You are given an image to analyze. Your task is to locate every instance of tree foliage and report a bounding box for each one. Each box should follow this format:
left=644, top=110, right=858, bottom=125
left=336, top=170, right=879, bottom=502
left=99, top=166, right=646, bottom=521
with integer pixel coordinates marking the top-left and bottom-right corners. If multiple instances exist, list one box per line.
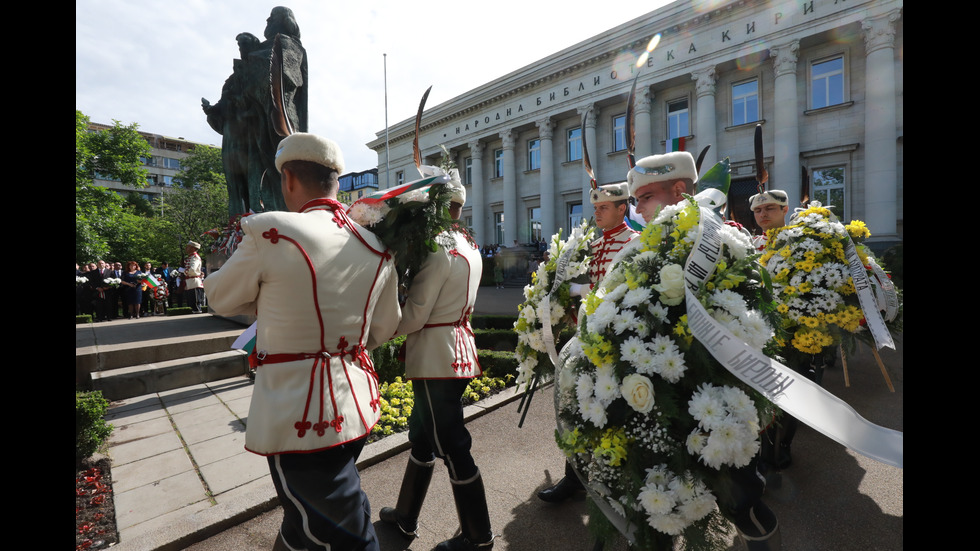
left=76, top=111, right=155, bottom=262
left=158, top=146, right=230, bottom=260
left=173, top=145, right=224, bottom=189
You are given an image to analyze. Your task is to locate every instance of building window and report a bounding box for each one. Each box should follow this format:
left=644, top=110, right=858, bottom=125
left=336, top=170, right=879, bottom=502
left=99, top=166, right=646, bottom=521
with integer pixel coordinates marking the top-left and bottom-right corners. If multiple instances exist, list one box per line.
left=464, top=157, right=472, bottom=186
left=667, top=99, right=689, bottom=141
left=163, top=157, right=182, bottom=170
left=811, top=55, right=845, bottom=109
left=811, top=166, right=845, bottom=219
left=494, top=211, right=505, bottom=245
left=612, top=115, right=626, bottom=152
left=396, top=171, right=404, bottom=186
left=464, top=215, right=473, bottom=233
left=567, top=127, right=582, bottom=162
left=494, top=149, right=504, bottom=178
left=163, top=175, right=175, bottom=186
left=527, top=139, right=541, bottom=171
left=732, top=79, right=759, bottom=126
left=528, top=207, right=542, bottom=242
left=568, top=202, right=583, bottom=232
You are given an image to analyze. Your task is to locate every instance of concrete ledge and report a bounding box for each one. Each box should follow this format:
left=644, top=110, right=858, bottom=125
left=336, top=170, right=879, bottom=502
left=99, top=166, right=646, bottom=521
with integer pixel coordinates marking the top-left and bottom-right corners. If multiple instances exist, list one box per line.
left=92, top=350, right=250, bottom=401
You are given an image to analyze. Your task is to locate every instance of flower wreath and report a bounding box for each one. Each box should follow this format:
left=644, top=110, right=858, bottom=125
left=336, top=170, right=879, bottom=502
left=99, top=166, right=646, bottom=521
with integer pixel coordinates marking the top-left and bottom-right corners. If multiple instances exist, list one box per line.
left=759, top=201, right=901, bottom=357
left=514, top=221, right=596, bottom=389
left=207, top=212, right=254, bottom=256
left=347, top=147, right=462, bottom=289
left=554, top=195, right=781, bottom=549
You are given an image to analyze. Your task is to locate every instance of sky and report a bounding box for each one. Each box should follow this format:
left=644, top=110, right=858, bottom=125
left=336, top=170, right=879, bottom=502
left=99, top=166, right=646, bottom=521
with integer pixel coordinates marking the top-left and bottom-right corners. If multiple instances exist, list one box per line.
left=77, top=0, right=672, bottom=171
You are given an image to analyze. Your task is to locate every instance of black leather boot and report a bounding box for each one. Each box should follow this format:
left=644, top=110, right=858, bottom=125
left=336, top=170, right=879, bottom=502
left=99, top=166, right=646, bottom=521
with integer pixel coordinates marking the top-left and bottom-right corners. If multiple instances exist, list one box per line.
left=537, top=462, right=584, bottom=503
left=379, top=455, right=435, bottom=539
left=434, top=470, right=494, bottom=551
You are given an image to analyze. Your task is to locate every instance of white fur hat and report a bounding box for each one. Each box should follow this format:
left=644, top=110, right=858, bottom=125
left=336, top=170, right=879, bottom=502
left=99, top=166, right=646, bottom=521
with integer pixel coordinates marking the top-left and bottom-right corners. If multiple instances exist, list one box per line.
left=589, top=182, right=630, bottom=204
left=186, top=240, right=201, bottom=249
left=627, top=151, right=698, bottom=197
left=274, top=133, right=345, bottom=174
left=749, top=189, right=788, bottom=210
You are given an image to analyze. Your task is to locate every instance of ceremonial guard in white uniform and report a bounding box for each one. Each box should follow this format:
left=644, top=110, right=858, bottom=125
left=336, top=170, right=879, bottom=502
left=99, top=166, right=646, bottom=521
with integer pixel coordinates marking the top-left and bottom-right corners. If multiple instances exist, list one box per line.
left=379, top=174, right=494, bottom=551
left=628, top=151, right=780, bottom=551
left=205, top=133, right=400, bottom=551
left=749, top=189, right=789, bottom=251
left=538, top=181, right=638, bottom=503
left=183, top=241, right=205, bottom=313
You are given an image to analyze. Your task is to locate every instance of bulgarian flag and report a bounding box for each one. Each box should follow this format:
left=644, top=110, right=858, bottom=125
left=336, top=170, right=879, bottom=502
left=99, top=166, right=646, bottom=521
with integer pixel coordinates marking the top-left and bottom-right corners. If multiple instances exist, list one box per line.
left=666, top=137, right=685, bottom=152
left=143, top=273, right=162, bottom=289
left=232, top=322, right=259, bottom=370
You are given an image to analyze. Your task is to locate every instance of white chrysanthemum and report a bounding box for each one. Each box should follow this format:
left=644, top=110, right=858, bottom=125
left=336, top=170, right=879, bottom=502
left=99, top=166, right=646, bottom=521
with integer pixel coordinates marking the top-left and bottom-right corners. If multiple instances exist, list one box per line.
left=648, top=513, right=687, bottom=536
left=581, top=398, right=608, bottom=427
left=647, top=303, right=669, bottom=323
left=717, top=224, right=753, bottom=259
left=613, top=310, right=637, bottom=335
left=638, top=485, right=676, bottom=516
left=587, top=300, right=618, bottom=334
left=620, top=336, right=647, bottom=364
left=622, top=287, right=653, bottom=309
left=397, top=189, right=430, bottom=204
left=710, top=289, right=748, bottom=317
left=686, top=431, right=707, bottom=455
left=739, top=310, right=773, bottom=349
left=520, top=304, right=537, bottom=325
left=603, top=283, right=629, bottom=304
left=576, top=374, right=594, bottom=404
left=593, top=372, right=621, bottom=405
left=652, top=199, right=691, bottom=225
left=656, top=348, right=687, bottom=383
left=347, top=202, right=390, bottom=226
left=688, top=389, right=725, bottom=429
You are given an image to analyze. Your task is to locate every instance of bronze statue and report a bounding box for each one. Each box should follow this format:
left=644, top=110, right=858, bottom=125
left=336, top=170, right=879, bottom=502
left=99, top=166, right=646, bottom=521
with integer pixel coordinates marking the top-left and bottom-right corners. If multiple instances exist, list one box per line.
left=202, top=6, right=308, bottom=215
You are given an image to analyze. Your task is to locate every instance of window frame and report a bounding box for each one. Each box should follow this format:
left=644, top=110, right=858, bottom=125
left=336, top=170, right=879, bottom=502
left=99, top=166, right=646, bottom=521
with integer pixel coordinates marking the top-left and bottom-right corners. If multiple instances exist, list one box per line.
left=809, top=54, right=847, bottom=110
left=612, top=114, right=626, bottom=152
left=731, top=78, right=760, bottom=127
left=493, top=148, right=504, bottom=178
left=666, top=97, right=689, bottom=141
left=567, top=126, right=582, bottom=162
left=810, top=165, right=847, bottom=220
left=527, top=139, right=541, bottom=171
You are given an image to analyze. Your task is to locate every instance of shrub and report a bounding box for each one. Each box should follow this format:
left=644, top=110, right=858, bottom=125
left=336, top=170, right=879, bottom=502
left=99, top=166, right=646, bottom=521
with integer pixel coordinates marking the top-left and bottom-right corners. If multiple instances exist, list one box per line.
left=471, top=315, right=519, bottom=330
left=166, top=307, right=194, bottom=316
left=473, top=328, right=518, bottom=351
left=76, top=314, right=93, bottom=324
left=371, top=335, right=406, bottom=385
left=76, top=391, right=114, bottom=465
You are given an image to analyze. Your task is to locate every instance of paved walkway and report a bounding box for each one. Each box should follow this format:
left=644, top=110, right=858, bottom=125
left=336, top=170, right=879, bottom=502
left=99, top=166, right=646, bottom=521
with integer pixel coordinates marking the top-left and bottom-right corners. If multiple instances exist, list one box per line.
left=96, top=286, right=903, bottom=550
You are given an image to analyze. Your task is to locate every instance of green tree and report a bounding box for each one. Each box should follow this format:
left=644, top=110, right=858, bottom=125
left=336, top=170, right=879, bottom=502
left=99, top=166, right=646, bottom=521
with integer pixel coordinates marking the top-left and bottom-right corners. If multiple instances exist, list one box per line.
left=173, top=145, right=224, bottom=189
left=159, top=146, right=230, bottom=260
left=76, top=111, right=152, bottom=261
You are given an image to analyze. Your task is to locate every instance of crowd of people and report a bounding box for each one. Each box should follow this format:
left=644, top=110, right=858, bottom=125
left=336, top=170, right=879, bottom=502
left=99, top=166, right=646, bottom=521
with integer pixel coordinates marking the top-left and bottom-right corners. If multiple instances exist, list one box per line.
left=75, top=246, right=208, bottom=320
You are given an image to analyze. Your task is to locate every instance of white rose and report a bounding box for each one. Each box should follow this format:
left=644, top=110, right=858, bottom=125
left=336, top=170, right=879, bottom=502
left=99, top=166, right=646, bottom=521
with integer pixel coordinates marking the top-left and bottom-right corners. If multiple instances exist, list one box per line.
left=653, top=263, right=685, bottom=306
left=621, top=374, right=655, bottom=414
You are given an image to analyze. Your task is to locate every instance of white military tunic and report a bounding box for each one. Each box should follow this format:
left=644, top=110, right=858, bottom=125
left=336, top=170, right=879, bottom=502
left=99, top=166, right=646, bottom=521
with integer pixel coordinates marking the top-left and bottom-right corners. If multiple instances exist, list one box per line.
left=184, top=251, right=204, bottom=290
left=205, top=198, right=401, bottom=455
left=588, top=221, right=639, bottom=287
left=397, top=230, right=483, bottom=379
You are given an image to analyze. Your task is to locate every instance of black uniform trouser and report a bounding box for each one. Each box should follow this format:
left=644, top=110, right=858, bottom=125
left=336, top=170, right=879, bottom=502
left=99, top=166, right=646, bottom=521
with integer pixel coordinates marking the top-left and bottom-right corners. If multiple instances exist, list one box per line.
left=268, top=439, right=378, bottom=551
left=408, top=378, right=478, bottom=482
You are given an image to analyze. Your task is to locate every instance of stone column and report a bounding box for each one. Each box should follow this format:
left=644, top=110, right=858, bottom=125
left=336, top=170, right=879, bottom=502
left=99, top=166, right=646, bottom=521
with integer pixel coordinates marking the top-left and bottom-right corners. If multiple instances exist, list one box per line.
left=501, top=130, right=517, bottom=246
left=578, top=104, right=598, bottom=223
left=634, top=86, right=653, bottom=163
left=770, top=40, right=801, bottom=208
left=536, top=117, right=556, bottom=238
left=862, top=9, right=901, bottom=240
left=468, top=139, right=486, bottom=244
left=692, top=66, right=718, bottom=173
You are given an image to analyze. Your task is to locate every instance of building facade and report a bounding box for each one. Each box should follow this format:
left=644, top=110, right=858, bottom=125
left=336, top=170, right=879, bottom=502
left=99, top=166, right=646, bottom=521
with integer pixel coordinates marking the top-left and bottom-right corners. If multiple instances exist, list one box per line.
left=88, top=122, right=212, bottom=202
left=339, top=168, right=380, bottom=200
left=368, top=0, right=902, bottom=249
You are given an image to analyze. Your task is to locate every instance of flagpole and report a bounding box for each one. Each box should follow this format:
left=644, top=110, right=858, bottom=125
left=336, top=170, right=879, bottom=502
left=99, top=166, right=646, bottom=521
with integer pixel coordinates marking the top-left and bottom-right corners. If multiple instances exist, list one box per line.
left=384, top=53, right=390, bottom=189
